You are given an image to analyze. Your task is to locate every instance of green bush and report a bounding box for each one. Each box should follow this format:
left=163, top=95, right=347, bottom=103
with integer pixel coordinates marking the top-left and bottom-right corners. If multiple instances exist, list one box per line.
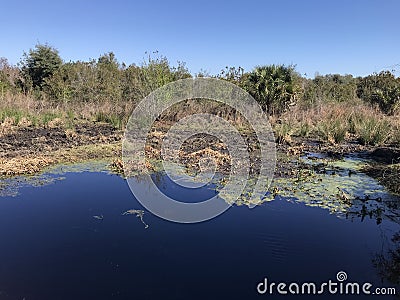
left=274, top=121, right=293, bottom=144
left=95, top=112, right=125, bottom=129
left=317, top=119, right=347, bottom=144
left=356, top=117, right=391, bottom=146
left=356, top=71, right=400, bottom=114
left=301, top=74, right=357, bottom=107
left=244, top=65, right=296, bottom=115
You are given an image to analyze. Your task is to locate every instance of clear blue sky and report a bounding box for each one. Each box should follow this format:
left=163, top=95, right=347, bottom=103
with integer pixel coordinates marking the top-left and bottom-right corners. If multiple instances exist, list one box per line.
left=1, top=0, right=399, bottom=77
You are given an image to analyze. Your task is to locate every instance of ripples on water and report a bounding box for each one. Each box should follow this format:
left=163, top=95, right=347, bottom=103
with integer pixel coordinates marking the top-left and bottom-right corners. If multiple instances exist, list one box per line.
left=0, top=157, right=399, bottom=299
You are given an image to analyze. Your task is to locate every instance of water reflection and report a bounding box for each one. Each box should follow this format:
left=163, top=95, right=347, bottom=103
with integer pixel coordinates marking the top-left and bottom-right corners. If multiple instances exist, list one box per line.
left=0, top=160, right=111, bottom=197
left=373, top=231, right=400, bottom=293
left=141, top=152, right=400, bottom=227
left=268, top=153, right=400, bottom=225
left=0, top=155, right=400, bottom=299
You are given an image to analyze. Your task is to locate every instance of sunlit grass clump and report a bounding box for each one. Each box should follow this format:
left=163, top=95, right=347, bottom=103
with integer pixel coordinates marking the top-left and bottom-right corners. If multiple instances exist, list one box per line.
left=274, top=100, right=398, bottom=146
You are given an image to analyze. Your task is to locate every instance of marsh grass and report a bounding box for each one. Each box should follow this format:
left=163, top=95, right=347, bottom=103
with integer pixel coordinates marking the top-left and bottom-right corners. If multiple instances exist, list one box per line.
left=274, top=121, right=294, bottom=144
left=297, top=120, right=312, bottom=137
left=0, top=88, right=398, bottom=148
left=41, top=112, right=61, bottom=125
left=355, top=117, right=391, bottom=146
left=279, top=100, right=396, bottom=146
left=0, top=142, right=121, bottom=176
left=317, top=119, right=348, bottom=144
left=0, top=108, right=25, bottom=124
left=0, top=90, right=135, bottom=130
left=95, top=112, right=125, bottom=129
left=390, top=118, right=400, bottom=146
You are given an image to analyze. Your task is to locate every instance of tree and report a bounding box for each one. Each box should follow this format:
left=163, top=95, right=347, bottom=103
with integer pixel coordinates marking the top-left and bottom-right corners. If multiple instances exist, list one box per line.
left=217, top=66, right=244, bottom=86
left=301, top=74, right=357, bottom=107
left=96, top=52, right=122, bottom=103
left=244, top=65, right=296, bottom=115
left=20, top=43, right=62, bottom=91
left=356, top=71, right=400, bottom=114
left=0, top=58, right=20, bottom=96
left=122, top=53, right=191, bottom=101
left=44, top=62, right=75, bottom=102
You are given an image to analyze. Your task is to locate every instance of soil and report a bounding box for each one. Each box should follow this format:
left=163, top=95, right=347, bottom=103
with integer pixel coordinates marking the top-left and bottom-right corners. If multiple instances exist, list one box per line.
left=1, top=120, right=399, bottom=195
left=140, top=124, right=374, bottom=174
left=0, top=122, right=121, bottom=159
left=0, top=122, right=122, bottom=176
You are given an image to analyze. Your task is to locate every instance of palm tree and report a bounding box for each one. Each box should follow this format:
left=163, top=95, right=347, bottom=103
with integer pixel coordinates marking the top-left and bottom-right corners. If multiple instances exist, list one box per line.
left=244, top=65, right=295, bottom=115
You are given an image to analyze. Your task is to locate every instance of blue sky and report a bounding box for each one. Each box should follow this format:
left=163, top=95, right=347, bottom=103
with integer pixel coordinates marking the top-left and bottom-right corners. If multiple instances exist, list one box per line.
left=1, top=0, right=399, bottom=77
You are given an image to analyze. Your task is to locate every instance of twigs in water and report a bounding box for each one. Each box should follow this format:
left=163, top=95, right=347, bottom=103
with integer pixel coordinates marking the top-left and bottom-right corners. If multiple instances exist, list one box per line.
left=122, top=209, right=149, bottom=228
left=336, top=187, right=350, bottom=202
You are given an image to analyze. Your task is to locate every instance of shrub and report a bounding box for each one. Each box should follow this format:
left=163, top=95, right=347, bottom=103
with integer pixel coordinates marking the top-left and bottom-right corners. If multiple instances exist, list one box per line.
left=274, top=121, right=294, bottom=144
left=356, top=117, right=391, bottom=146
left=356, top=71, right=400, bottom=114
left=317, top=119, right=348, bottom=144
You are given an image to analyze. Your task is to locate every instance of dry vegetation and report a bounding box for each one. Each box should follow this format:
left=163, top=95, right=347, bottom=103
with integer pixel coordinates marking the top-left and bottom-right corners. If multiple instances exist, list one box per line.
left=1, top=45, right=400, bottom=189
left=272, top=100, right=400, bottom=147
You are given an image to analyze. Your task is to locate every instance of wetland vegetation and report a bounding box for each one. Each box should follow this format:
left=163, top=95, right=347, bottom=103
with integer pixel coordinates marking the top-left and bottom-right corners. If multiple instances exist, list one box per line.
left=1, top=43, right=400, bottom=297
left=1, top=43, right=399, bottom=191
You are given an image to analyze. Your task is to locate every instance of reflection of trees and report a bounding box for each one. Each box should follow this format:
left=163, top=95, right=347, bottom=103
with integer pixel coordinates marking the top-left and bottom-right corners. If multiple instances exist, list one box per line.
left=345, top=197, right=399, bottom=225
left=373, top=232, right=400, bottom=294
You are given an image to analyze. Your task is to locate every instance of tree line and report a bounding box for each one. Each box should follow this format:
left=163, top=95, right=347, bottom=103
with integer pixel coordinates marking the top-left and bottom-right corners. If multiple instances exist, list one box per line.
left=1, top=43, right=399, bottom=116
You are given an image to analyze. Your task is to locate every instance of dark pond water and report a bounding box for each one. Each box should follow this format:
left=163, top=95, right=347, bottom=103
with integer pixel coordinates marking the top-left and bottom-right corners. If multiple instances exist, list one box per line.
left=0, top=158, right=399, bottom=300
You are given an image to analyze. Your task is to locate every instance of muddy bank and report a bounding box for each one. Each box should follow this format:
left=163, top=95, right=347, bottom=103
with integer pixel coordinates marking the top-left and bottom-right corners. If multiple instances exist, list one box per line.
left=358, top=147, right=400, bottom=194
left=1, top=122, right=121, bottom=159
left=140, top=126, right=375, bottom=174
left=0, top=122, right=122, bottom=176
left=363, top=162, right=400, bottom=194
left=1, top=119, right=400, bottom=197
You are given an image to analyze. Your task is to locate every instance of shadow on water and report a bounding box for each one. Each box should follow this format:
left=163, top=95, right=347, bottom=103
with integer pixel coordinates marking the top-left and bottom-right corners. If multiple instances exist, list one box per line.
left=0, top=161, right=112, bottom=197
left=0, top=154, right=399, bottom=299
left=373, top=231, right=400, bottom=296
left=267, top=152, right=400, bottom=296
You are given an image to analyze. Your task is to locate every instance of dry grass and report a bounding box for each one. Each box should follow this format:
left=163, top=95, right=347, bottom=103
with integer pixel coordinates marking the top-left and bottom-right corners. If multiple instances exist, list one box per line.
left=275, top=100, right=398, bottom=146
left=0, top=142, right=121, bottom=176
left=0, top=156, right=55, bottom=176
left=0, top=91, right=135, bottom=130
left=2, top=91, right=399, bottom=147
left=392, top=117, right=400, bottom=146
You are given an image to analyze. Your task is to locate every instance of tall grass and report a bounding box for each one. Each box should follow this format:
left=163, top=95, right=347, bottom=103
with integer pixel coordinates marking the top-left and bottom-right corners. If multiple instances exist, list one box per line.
left=1, top=89, right=398, bottom=148
left=317, top=119, right=348, bottom=144
left=297, top=120, right=312, bottom=137
left=279, top=100, right=395, bottom=146
left=392, top=122, right=400, bottom=146
left=0, top=108, right=25, bottom=124
left=95, top=112, right=125, bottom=129
left=274, top=121, right=294, bottom=144
left=354, top=117, right=391, bottom=146
left=0, top=91, right=134, bottom=130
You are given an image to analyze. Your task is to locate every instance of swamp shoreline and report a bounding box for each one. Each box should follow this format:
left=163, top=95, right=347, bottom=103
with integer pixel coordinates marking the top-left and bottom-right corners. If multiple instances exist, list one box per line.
left=1, top=120, right=399, bottom=195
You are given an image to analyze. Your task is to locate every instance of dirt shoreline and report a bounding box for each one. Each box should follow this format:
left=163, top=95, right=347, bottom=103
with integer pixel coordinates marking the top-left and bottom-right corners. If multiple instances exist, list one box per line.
left=1, top=122, right=399, bottom=194
left=0, top=122, right=122, bottom=176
